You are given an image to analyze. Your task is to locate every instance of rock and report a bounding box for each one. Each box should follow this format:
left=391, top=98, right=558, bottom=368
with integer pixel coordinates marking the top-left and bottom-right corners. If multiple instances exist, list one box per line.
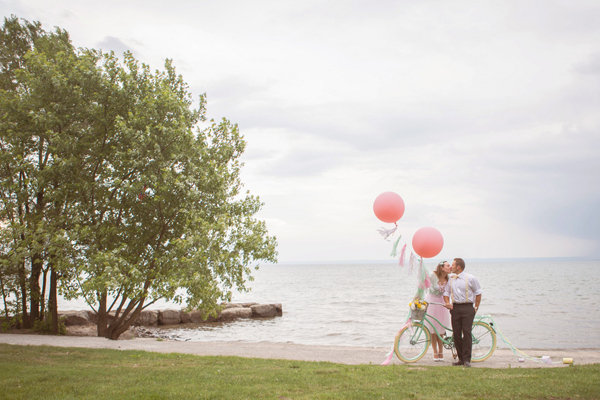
left=158, top=309, right=181, bottom=325
left=219, top=307, right=252, bottom=321
left=189, top=310, right=205, bottom=323
left=180, top=311, right=192, bottom=323
left=59, top=311, right=93, bottom=326
left=250, top=304, right=282, bottom=318
left=222, top=303, right=242, bottom=309
left=189, top=310, right=218, bottom=323
left=65, top=325, right=97, bottom=336
left=134, top=310, right=159, bottom=326
left=58, top=302, right=282, bottom=331
left=118, top=327, right=136, bottom=340
left=86, top=311, right=117, bottom=325
left=85, top=311, right=98, bottom=324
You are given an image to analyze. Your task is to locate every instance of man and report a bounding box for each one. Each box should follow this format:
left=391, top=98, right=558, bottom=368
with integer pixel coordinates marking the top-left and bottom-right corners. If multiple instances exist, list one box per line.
left=443, top=258, right=482, bottom=367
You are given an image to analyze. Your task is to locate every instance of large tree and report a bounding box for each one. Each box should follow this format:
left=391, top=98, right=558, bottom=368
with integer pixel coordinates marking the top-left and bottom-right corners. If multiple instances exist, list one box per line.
left=0, top=16, right=277, bottom=338
left=0, top=16, right=84, bottom=329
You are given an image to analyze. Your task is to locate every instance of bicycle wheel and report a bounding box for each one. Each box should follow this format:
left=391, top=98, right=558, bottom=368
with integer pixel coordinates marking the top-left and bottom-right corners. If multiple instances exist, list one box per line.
left=471, top=321, right=496, bottom=362
left=394, top=322, right=431, bottom=363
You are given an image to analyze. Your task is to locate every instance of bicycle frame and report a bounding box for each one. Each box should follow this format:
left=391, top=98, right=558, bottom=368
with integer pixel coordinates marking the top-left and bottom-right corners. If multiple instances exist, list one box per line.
left=405, top=305, right=497, bottom=355
left=395, top=301, right=498, bottom=363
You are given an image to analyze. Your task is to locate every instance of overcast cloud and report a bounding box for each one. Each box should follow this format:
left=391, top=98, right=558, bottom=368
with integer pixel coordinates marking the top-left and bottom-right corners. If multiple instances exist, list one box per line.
left=2, top=0, right=599, bottom=262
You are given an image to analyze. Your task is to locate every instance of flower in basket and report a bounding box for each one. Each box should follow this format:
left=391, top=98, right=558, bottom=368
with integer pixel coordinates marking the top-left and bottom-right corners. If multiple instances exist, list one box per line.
left=409, top=298, right=428, bottom=310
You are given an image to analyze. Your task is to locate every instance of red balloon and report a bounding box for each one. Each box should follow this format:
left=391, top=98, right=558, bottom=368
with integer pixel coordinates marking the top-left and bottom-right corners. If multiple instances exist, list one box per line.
left=412, top=227, right=444, bottom=258
left=373, top=192, right=405, bottom=223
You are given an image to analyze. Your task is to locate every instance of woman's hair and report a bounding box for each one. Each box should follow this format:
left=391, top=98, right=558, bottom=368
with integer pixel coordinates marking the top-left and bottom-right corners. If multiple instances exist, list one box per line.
left=434, top=261, right=448, bottom=280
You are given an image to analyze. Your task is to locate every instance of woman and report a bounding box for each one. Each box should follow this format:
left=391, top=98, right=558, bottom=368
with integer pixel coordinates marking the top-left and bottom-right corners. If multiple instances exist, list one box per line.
left=425, top=260, right=452, bottom=361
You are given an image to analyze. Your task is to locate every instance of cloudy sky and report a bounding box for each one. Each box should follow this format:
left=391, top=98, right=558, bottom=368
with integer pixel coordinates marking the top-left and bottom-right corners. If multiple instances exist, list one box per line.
left=2, top=1, right=599, bottom=262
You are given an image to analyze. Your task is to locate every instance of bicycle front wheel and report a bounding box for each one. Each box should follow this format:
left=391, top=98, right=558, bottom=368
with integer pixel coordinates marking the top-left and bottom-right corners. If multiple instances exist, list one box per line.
left=471, top=321, right=496, bottom=362
left=394, top=322, right=431, bottom=363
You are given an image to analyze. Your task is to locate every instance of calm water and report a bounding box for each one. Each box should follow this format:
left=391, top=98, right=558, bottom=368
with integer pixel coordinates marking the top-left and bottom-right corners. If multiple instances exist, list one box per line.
left=60, top=259, right=600, bottom=349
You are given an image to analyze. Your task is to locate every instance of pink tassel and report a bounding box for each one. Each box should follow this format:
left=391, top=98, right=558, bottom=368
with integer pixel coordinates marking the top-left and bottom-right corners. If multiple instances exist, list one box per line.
left=424, top=275, right=431, bottom=288
left=381, top=319, right=412, bottom=366
left=380, top=351, right=394, bottom=366
left=399, top=244, right=407, bottom=266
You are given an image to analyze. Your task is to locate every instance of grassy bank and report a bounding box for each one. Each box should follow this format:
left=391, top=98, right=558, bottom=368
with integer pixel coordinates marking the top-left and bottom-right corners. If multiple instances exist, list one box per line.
left=0, top=344, right=598, bottom=399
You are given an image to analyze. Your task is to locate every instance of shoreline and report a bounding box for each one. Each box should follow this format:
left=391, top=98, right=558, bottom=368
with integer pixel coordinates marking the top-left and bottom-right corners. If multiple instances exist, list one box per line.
left=1, top=333, right=598, bottom=368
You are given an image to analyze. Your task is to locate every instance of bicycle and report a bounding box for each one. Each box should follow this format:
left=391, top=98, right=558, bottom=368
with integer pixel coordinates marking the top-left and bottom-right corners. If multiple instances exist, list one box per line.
left=394, top=301, right=497, bottom=363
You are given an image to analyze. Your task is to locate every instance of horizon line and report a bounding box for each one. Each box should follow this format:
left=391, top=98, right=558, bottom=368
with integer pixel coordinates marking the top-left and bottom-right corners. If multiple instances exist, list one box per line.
left=265, top=256, right=600, bottom=265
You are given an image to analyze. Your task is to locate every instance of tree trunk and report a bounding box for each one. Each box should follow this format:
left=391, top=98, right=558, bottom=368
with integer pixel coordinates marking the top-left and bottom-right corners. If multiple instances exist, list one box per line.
left=48, top=267, right=58, bottom=334
left=96, top=291, right=108, bottom=337
left=0, top=275, right=10, bottom=320
left=18, top=261, right=30, bottom=328
left=40, top=268, right=48, bottom=321
left=106, top=298, right=145, bottom=340
left=29, top=253, right=43, bottom=323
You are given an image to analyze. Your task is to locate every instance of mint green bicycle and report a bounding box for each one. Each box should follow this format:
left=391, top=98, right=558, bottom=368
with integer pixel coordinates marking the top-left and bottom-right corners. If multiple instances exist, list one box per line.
left=394, top=301, right=497, bottom=363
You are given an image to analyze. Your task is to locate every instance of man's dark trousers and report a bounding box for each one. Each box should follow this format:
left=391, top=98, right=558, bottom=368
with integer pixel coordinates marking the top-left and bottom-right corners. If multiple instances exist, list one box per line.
left=450, top=303, right=476, bottom=363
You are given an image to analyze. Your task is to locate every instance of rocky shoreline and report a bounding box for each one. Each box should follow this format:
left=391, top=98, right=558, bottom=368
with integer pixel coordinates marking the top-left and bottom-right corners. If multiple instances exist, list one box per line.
left=58, top=302, right=282, bottom=337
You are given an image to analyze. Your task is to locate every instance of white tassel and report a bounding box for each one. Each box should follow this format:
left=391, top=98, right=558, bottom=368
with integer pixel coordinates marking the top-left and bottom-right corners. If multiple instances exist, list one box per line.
left=377, top=224, right=397, bottom=240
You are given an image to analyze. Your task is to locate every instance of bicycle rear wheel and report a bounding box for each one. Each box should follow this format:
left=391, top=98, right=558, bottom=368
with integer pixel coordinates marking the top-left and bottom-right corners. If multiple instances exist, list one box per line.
left=394, top=322, right=431, bottom=363
left=471, top=321, right=496, bottom=362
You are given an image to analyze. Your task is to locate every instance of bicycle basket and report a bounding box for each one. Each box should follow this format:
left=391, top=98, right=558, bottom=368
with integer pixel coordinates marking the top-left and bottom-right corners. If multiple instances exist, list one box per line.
left=410, top=304, right=428, bottom=320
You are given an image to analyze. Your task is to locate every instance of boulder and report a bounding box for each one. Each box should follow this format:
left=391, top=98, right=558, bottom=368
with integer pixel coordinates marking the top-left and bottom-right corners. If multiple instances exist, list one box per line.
left=134, top=310, right=159, bottom=326
left=59, top=311, right=93, bottom=326
left=118, top=327, right=137, bottom=340
left=57, top=302, right=282, bottom=330
left=219, top=307, right=252, bottom=321
left=222, top=303, right=242, bottom=309
left=189, top=310, right=218, bottom=323
left=158, top=309, right=181, bottom=325
left=250, top=304, right=282, bottom=318
left=180, top=311, right=192, bottom=323
left=66, top=325, right=97, bottom=336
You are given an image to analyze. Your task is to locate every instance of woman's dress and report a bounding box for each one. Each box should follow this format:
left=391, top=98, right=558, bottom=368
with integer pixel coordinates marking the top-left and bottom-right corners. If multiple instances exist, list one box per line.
left=424, top=273, right=450, bottom=335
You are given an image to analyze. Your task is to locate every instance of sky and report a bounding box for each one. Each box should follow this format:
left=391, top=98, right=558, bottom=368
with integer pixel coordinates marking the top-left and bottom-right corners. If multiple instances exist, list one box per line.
left=2, top=1, right=599, bottom=263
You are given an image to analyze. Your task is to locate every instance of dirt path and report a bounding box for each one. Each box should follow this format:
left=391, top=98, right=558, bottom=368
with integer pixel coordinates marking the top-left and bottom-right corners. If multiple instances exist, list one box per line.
left=1, top=333, right=597, bottom=368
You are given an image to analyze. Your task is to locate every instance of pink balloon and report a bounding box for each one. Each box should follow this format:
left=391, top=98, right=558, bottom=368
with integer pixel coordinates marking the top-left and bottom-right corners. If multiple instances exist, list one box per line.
left=412, top=227, right=444, bottom=258
left=373, top=192, right=405, bottom=223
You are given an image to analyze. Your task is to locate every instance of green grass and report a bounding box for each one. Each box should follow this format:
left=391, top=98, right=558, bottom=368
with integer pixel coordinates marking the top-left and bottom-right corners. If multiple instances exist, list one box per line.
left=0, top=344, right=599, bottom=399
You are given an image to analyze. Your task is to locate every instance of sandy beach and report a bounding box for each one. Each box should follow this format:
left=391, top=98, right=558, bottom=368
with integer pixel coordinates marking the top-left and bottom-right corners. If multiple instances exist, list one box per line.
left=1, top=333, right=597, bottom=368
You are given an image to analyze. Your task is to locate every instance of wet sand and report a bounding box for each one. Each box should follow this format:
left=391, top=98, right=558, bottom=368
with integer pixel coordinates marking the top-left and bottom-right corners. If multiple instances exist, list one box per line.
left=1, top=333, right=598, bottom=368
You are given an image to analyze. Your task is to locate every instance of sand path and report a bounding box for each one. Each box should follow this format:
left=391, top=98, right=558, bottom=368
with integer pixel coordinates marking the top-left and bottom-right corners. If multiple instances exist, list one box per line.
left=1, top=333, right=597, bottom=368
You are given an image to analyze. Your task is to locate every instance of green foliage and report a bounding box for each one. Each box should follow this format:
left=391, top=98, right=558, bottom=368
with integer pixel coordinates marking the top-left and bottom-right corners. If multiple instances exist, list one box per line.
left=0, top=315, right=20, bottom=332
left=0, top=344, right=599, bottom=399
left=32, top=317, right=66, bottom=335
left=0, top=15, right=277, bottom=338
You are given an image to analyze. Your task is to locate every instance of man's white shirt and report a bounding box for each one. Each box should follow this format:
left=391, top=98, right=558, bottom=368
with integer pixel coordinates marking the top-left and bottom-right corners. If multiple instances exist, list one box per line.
left=444, top=272, right=482, bottom=303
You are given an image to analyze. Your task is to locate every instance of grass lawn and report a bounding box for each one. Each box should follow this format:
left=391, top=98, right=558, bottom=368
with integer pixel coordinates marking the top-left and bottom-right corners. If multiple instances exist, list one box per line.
left=0, top=343, right=598, bottom=399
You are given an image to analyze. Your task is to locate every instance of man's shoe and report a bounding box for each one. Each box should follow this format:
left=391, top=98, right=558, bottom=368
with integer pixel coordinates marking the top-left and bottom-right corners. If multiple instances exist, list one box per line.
left=464, top=362, right=471, bottom=368
left=452, top=361, right=463, bottom=366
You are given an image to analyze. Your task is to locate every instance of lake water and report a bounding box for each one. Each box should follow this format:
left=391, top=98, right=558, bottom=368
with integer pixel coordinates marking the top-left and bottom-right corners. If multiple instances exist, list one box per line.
left=60, top=259, right=600, bottom=349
